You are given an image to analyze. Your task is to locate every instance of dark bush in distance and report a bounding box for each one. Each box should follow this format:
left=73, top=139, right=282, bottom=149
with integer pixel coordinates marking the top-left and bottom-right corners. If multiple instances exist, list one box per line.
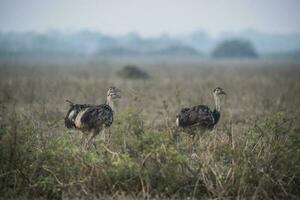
left=212, top=39, right=259, bottom=58
left=117, top=65, right=150, bottom=79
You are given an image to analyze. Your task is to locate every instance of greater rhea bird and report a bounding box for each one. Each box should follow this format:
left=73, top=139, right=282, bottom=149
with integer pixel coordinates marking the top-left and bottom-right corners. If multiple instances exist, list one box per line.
left=64, top=87, right=121, bottom=148
left=176, top=87, right=226, bottom=131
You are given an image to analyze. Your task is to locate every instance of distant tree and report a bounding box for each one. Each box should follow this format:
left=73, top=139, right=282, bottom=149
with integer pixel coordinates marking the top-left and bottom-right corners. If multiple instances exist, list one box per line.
left=117, top=65, right=150, bottom=79
left=212, top=39, right=258, bottom=58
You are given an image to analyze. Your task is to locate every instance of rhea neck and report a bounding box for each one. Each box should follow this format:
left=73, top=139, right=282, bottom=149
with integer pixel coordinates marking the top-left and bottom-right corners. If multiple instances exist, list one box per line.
left=106, top=95, right=116, bottom=111
left=213, top=93, right=221, bottom=113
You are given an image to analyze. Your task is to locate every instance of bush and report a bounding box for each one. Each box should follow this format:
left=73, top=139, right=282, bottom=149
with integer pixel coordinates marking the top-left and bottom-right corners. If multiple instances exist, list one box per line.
left=117, top=65, right=150, bottom=79
left=212, top=39, right=259, bottom=58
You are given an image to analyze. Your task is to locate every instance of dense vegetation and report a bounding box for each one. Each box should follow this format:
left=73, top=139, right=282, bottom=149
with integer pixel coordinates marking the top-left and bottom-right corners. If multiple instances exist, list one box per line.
left=0, top=57, right=299, bottom=199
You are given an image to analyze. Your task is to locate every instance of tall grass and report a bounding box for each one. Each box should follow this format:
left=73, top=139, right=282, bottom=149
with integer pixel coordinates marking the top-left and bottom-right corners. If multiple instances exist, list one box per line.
left=0, top=57, right=299, bottom=199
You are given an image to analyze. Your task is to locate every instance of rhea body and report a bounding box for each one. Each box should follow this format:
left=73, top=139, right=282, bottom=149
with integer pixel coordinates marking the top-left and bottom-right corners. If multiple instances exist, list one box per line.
left=176, top=87, right=226, bottom=131
left=64, top=87, right=121, bottom=148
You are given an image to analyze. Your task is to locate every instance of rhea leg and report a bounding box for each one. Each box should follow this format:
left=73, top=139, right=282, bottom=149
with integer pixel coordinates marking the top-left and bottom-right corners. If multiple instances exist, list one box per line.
left=192, top=133, right=200, bottom=152
left=105, top=127, right=112, bottom=144
left=191, top=132, right=201, bottom=159
left=86, top=128, right=101, bottom=149
left=187, top=129, right=196, bottom=154
left=190, top=134, right=197, bottom=154
left=80, top=132, right=89, bottom=149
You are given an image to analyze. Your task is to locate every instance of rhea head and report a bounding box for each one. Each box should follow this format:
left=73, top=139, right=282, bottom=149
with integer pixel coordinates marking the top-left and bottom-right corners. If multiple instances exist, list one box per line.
left=213, top=87, right=226, bottom=96
left=107, top=86, right=121, bottom=99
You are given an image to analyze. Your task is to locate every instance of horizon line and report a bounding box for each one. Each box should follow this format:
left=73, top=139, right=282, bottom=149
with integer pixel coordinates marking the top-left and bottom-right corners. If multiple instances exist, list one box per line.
left=1, top=28, right=300, bottom=38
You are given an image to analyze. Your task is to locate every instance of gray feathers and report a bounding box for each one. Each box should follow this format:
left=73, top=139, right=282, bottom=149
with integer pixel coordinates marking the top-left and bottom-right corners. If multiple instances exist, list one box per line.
left=176, top=87, right=226, bottom=130
left=176, top=105, right=216, bottom=129
left=65, top=103, right=114, bottom=131
left=80, top=105, right=113, bottom=129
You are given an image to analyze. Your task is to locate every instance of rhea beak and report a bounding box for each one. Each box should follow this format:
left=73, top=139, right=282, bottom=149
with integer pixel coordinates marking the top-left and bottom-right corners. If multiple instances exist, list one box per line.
left=114, top=89, right=122, bottom=98
left=115, top=93, right=121, bottom=98
left=220, top=90, right=226, bottom=95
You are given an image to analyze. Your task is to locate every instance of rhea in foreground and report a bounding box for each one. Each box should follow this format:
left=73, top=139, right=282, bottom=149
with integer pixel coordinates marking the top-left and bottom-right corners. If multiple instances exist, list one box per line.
left=64, top=87, right=121, bottom=149
left=176, top=87, right=226, bottom=138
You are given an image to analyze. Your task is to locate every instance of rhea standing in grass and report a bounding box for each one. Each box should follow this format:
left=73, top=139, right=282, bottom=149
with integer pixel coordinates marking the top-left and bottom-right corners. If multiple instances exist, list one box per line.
left=176, top=87, right=226, bottom=151
left=64, top=87, right=121, bottom=149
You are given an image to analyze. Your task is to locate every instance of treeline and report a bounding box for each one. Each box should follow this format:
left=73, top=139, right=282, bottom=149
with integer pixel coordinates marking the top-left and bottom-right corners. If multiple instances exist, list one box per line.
left=0, top=30, right=300, bottom=58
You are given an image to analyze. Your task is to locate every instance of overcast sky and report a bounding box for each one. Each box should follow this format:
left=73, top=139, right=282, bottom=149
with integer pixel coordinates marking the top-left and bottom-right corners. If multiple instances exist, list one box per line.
left=0, top=0, right=299, bottom=37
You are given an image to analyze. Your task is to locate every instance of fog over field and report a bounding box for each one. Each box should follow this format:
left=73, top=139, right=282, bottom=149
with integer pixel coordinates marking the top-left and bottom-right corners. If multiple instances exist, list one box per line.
left=0, top=0, right=300, bottom=199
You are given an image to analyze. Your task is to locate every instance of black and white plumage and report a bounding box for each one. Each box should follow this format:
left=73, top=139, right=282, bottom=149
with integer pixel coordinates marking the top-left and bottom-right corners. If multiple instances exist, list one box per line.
left=64, top=87, right=121, bottom=148
left=176, top=87, right=226, bottom=131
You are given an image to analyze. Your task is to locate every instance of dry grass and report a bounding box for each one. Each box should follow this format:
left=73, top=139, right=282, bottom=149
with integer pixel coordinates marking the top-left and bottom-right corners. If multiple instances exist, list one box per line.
left=0, top=57, right=300, bottom=199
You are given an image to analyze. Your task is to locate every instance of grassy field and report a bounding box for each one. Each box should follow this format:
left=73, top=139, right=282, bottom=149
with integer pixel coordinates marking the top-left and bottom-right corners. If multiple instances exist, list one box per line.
left=0, top=56, right=300, bottom=199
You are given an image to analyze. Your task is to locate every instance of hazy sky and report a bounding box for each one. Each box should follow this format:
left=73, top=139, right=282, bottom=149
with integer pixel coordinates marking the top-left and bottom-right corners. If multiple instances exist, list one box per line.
left=0, top=0, right=299, bottom=37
